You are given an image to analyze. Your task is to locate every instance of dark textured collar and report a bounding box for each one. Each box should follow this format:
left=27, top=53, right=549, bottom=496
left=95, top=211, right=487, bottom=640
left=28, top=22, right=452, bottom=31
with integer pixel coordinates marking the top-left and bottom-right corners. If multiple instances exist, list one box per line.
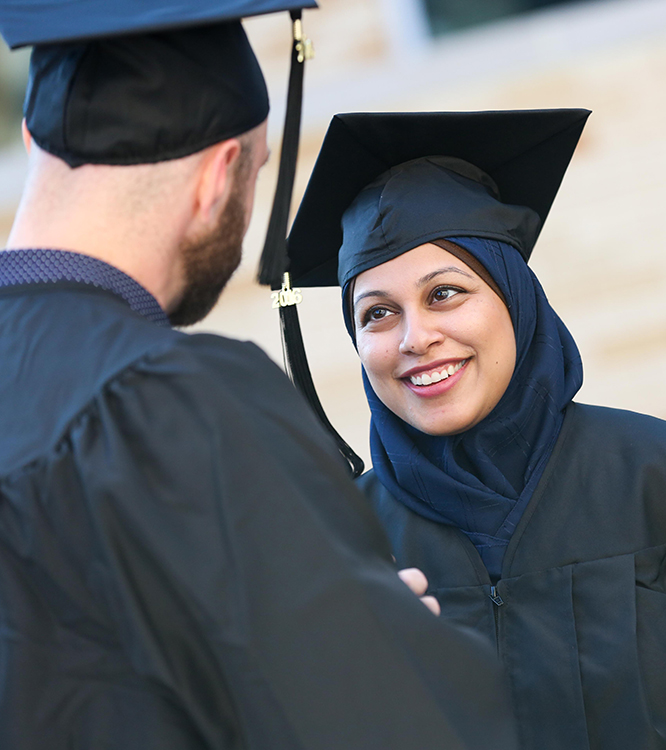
left=0, top=248, right=170, bottom=327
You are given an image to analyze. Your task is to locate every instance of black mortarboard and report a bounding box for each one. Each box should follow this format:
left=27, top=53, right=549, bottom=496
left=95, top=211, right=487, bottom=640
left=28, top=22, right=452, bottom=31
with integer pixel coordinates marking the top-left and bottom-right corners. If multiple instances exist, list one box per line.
left=287, top=109, right=590, bottom=288
left=279, top=109, right=590, bottom=476
left=0, top=0, right=317, bottom=286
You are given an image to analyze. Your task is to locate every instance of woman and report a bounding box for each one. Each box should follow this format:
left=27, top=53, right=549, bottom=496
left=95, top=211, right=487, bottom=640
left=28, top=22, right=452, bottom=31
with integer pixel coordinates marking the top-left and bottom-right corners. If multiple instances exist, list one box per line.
left=285, top=110, right=666, bottom=750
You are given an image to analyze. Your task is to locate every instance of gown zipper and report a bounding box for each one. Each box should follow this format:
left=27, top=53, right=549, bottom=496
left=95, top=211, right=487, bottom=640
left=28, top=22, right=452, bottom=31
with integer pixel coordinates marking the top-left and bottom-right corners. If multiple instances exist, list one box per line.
left=489, top=585, right=505, bottom=656
left=489, top=585, right=504, bottom=606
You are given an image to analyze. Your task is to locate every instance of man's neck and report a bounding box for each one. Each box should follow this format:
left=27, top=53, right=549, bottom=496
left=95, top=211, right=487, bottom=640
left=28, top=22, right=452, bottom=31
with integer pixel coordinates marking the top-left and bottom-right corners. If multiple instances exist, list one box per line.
left=6, top=155, right=187, bottom=313
left=7, top=220, right=181, bottom=314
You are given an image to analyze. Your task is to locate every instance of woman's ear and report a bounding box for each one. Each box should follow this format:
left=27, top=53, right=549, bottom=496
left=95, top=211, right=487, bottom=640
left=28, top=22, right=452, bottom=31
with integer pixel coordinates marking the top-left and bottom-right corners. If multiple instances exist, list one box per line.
left=21, top=119, right=32, bottom=155
left=193, top=138, right=242, bottom=226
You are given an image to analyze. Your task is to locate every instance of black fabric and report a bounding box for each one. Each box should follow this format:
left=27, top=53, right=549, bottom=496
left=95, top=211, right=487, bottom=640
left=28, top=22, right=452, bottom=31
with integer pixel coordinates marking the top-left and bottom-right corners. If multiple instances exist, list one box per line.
left=286, top=110, right=590, bottom=287
left=359, top=401, right=666, bottom=750
left=337, top=157, right=540, bottom=289
left=258, top=9, right=305, bottom=288
left=0, top=0, right=317, bottom=49
left=25, top=22, right=269, bottom=167
left=0, top=280, right=517, bottom=750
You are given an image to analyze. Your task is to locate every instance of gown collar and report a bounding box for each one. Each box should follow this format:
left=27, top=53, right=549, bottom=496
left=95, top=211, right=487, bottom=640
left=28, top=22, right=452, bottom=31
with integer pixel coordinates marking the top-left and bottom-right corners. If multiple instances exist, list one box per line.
left=0, top=248, right=170, bottom=327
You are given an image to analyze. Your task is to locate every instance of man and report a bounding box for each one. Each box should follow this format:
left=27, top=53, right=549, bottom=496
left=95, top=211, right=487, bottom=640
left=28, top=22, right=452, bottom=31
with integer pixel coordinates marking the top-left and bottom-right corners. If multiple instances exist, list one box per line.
left=0, top=20, right=516, bottom=750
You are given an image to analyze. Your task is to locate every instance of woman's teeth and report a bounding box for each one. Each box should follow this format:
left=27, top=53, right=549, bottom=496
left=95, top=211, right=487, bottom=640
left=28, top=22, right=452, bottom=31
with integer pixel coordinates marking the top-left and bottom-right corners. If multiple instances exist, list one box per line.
left=409, top=360, right=467, bottom=386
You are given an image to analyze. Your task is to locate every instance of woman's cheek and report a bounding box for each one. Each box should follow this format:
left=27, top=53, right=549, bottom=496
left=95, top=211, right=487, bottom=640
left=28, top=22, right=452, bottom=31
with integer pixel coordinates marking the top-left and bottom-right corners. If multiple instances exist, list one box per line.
left=357, top=337, right=378, bottom=375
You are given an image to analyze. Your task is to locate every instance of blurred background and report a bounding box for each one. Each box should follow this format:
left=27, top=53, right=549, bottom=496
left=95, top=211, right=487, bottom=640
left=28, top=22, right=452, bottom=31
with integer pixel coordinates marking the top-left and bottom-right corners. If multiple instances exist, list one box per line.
left=1, top=0, right=665, bottom=467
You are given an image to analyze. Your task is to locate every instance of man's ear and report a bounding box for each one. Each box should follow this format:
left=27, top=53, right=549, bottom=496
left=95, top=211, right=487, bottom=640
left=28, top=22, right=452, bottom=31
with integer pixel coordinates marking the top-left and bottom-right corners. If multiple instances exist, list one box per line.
left=21, top=119, right=32, bottom=155
left=193, top=138, right=241, bottom=226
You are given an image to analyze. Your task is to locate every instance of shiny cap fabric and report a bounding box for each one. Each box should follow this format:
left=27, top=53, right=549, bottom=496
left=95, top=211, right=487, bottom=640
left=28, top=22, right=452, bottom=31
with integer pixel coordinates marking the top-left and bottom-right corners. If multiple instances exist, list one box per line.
left=24, top=22, right=269, bottom=167
left=338, top=155, right=541, bottom=290
left=287, top=109, right=590, bottom=287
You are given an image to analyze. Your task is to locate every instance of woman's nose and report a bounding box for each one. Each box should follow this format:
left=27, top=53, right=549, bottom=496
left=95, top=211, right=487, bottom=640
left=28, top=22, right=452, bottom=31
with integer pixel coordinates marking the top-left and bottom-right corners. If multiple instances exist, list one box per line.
left=398, top=311, right=444, bottom=355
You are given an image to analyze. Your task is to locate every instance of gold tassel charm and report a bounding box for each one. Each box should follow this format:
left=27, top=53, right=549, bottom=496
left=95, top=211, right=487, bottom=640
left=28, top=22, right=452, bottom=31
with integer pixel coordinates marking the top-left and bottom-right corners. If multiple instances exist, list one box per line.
left=293, top=17, right=314, bottom=64
left=271, top=272, right=303, bottom=309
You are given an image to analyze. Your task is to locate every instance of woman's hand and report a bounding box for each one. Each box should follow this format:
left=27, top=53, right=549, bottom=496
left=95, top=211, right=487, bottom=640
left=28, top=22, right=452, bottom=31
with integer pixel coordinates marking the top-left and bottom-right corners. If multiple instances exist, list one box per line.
left=398, top=567, right=440, bottom=616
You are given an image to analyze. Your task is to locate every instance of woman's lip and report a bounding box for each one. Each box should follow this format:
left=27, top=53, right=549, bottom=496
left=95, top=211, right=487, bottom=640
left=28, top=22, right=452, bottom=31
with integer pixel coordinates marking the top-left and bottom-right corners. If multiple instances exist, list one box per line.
left=402, top=359, right=469, bottom=397
left=399, top=358, right=469, bottom=380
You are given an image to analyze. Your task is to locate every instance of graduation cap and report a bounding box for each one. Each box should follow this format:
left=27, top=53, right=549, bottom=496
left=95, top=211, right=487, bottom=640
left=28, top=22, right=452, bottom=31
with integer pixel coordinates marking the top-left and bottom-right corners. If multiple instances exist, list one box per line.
left=280, top=109, right=590, bottom=475
left=0, top=0, right=317, bottom=289
left=288, top=109, right=590, bottom=287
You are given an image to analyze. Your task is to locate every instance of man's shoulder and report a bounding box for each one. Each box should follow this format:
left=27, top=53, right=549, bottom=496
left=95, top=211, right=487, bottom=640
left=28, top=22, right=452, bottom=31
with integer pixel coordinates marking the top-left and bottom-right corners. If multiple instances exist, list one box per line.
left=169, top=331, right=284, bottom=384
left=0, top=280, right=284, bottom=396
left=0, top=286, right=306, bottom=473
left=135, top=329, right=305, bottom=419
left=166, top=333, right=336, bottom=455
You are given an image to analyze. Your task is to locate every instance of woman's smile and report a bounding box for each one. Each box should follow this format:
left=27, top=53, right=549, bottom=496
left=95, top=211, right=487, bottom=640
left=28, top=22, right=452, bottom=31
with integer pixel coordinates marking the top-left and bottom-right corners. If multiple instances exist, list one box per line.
left=353, top=242, right=516, bottom=436
left=401, top=357, right=469, bottom=388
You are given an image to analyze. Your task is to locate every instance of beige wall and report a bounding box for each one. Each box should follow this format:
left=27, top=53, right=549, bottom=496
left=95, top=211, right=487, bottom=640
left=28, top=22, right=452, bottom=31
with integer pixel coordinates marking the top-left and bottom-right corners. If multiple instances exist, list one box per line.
left=2, top=0, right=665, bottom=468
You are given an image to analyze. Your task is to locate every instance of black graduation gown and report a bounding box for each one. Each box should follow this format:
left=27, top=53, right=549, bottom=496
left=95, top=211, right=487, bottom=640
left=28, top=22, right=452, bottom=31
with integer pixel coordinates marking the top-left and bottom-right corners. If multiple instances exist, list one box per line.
left=0, top=280, right=517, bottom=750
left=359, top=401, right=666, bottom=750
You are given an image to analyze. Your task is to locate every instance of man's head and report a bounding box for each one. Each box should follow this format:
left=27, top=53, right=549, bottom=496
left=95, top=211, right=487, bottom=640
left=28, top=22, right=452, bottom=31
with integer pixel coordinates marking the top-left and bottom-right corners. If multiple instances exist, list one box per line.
left=9, top=21, right=270, bottom=324
left=14, top=113, right=269, bottom=325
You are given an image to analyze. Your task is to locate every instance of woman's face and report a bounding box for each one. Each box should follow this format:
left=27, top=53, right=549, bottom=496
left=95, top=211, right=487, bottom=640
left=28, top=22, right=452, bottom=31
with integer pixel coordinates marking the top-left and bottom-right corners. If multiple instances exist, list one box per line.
left=353, top=242, right=516, bottom=436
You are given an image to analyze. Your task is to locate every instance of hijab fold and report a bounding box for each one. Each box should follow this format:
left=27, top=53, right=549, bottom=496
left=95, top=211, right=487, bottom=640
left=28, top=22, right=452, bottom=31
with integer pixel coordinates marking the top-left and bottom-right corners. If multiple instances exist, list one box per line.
left=358, top=237, right=583, bottom=579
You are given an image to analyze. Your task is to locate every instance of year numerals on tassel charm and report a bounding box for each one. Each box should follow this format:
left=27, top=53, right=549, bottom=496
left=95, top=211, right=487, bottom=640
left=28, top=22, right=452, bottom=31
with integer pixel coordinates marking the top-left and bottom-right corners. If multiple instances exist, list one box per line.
left=271, top=273, right=303, bottom=309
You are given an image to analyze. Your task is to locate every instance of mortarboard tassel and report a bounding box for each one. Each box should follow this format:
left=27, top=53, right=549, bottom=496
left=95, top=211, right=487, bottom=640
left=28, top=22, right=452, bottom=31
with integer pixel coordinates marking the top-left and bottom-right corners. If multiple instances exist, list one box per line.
left=257, top=10, right=310, bottom=288
left=259, top=14, right=365, bottom=476
left=275, top=277, right=365, bottom=478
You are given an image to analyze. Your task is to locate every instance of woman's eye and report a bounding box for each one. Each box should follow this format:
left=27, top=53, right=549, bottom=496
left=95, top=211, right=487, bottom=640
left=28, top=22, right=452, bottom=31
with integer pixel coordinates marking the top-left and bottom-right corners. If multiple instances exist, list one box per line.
left=361, top=306, right=395, bottom=326
left=369, top=307, right=392, bottom=321
left=431, top=286, right=462, bottom=303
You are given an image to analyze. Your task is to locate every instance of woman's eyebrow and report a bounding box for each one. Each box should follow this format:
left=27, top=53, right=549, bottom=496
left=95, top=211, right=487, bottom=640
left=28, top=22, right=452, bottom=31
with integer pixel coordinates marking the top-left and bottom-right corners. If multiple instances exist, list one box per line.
left=418, top=267, right=474, bottom=286
left=354, top=289, right=390, bottom=306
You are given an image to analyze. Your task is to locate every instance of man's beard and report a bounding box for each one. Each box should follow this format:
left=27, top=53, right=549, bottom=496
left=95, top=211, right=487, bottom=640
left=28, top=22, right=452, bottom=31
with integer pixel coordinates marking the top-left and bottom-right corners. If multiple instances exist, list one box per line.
left=168, top=187, right=247, bottom=327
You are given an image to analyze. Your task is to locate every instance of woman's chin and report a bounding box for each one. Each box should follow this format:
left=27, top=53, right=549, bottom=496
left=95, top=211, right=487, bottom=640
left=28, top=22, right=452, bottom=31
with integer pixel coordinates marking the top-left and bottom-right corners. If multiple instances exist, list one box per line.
left=403, top=411, right=483, bottom=437
left=399, top=387, right=496, bottom=436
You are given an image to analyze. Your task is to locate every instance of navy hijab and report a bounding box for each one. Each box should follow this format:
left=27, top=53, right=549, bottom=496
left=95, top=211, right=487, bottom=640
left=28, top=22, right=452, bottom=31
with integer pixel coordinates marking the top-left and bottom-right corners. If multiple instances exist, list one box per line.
left=343, top=225, right=583, bottom=579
